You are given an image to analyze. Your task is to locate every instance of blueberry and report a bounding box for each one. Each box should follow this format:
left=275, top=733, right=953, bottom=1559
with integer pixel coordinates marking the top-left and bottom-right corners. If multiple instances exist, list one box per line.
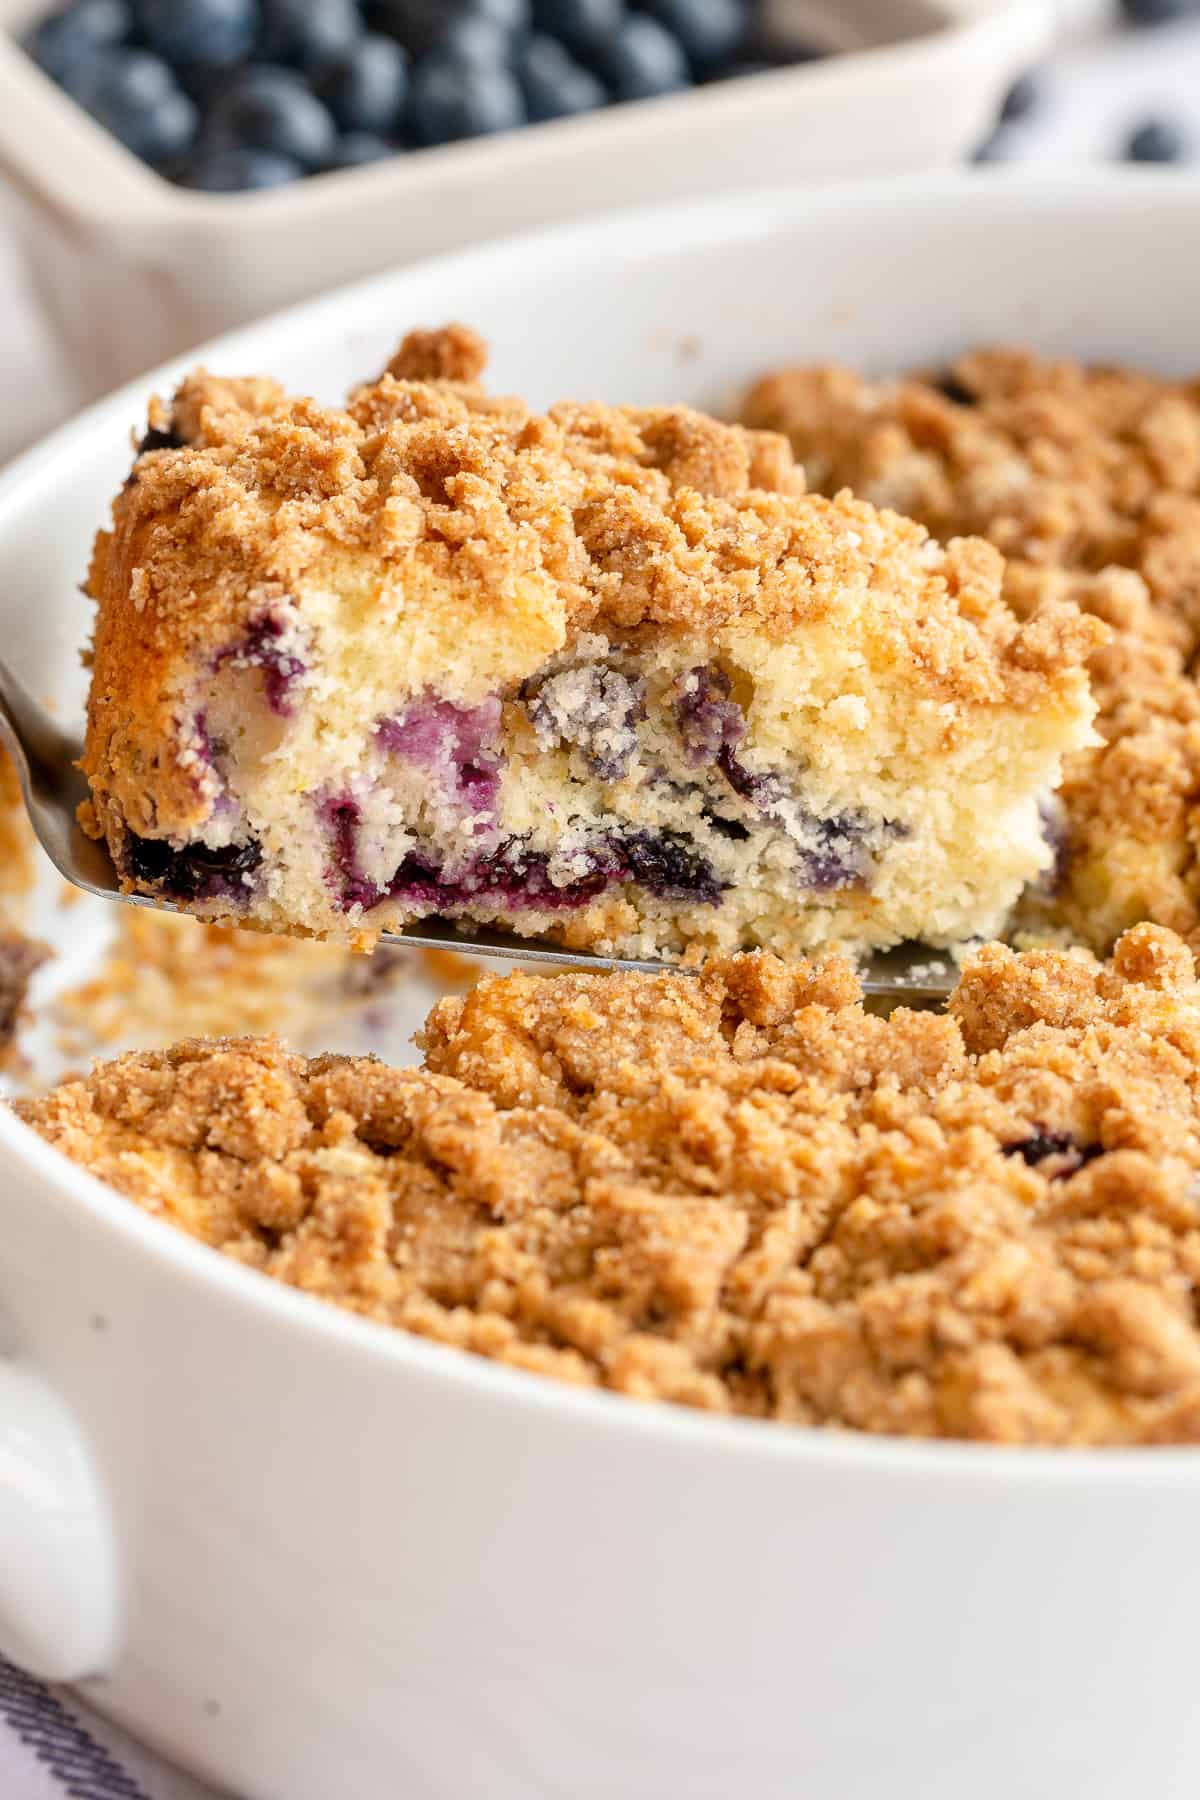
left=314, top=35, right=408, bottom=133
left=1001, top=1132, right=1103, bottom=1178
left=206, top=66, right=339, bottom=167
left=999, top=70, right=1039, bottom=122
left=183, top=145, right=305, bottom=188
left=592, top=15, right=689, bottom=100
left=971, top=129, right=1010, bottom=164
left=1121, top=0, right=1200, bottom=21
left=641, top=0, right=746, bottom=70
left=74, top=49, right=198, bottom=162
left=518, top=33, right=605, bottom=119
left=406, top=55, right=525, bottom=144
left=125, top=832, right=262, bottom=902
left=25, top=0, right=132, bottom=85
left=258, top=0, right=363, bottom=70
left=136, top=0, right=258, bottom=66
left=438, top=15, right=514, bottom=62
left=327, top=131, right=395, bottom=166
left=367, top=0, right=529, bottom=56
left=1126, top=117, right=1187, bottom=161
left=531, top=0, right=625, bottom=57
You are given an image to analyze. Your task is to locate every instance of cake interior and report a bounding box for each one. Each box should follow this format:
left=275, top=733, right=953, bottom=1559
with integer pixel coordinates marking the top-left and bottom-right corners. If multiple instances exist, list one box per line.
left=121, top=603, right=1083, bottom=961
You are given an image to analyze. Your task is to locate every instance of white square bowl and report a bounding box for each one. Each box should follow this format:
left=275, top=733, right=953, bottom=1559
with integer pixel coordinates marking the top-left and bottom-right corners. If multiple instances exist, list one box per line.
left=0, top=0, right=1048, bottom=396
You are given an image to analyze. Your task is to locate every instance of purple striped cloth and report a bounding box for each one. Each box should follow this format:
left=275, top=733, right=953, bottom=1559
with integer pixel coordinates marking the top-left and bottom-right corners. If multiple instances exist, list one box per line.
left=0, top=1661, right=222, bottom=1800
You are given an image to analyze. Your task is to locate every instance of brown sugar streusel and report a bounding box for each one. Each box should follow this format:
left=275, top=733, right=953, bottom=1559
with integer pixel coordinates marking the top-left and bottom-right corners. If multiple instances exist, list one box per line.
left=17, top=923, right=1200, bottom=1447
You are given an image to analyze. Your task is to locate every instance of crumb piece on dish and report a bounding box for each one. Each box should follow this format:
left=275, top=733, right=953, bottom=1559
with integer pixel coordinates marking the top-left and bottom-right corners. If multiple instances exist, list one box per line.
left=379, top=322, right=490, bottom=387
left=0, top=929, right=48, bottom=1066
left=51, top=907, right=420, bottom=1056
left=79, top=333, right=1101, bottom=966
left=19, top=922, right=1200, bottom=1447
left=741, top=348, right=1200, bottom=958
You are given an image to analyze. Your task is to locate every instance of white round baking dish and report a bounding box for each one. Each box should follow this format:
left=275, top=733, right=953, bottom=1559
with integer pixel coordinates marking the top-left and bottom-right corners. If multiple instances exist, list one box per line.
left=2, top=170, right=1199, bottom=1800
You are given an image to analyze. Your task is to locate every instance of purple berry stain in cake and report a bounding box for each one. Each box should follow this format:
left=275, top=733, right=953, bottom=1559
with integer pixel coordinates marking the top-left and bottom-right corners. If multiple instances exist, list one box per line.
left=377, top=694, right=503, bottom=820
left=675, top=664, right=888, bottom=892
left=675, top=665, right=746, bottom=768
left=215, top=609, right=307, bottom=718
left=525, top=663, right=646, bottom=779
left=321, top=794, right=385, bottom=911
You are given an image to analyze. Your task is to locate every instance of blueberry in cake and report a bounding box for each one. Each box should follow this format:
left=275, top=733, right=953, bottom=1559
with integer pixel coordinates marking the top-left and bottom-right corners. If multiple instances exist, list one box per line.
left=18, top=921, right=1200, bottom=1446
left=80, top=327, right=1101, bottom=961
left=741, top=347, right=1200, bottom=958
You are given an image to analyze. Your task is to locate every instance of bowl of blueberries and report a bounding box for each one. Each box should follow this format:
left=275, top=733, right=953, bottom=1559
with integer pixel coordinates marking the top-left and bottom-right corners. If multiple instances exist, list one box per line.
left=0, top=0, right=1047, bottom=394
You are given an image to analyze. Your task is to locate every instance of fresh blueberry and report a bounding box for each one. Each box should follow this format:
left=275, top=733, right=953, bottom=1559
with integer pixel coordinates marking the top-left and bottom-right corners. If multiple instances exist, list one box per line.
left=1121, top=0, right=1200, bottom=21
left=314, top=35, right=408, bottom=134
left=74, top=49, right=198, bottom=162
left=999, top=70, right=1039, bottom=122
left=136, top=0, right=258, bottom=66
left=641, top=0, right=746, bottom=70
left=206, top=66, right=339, bottom=167
left=183, top=145, right=305, bottom=188
left=327, top=130, right=395, bottom=166
left=1125, top=117, right=1187, bottom=161
left=971, top=129, right=1010, bottom=163
left=592, top=14, right=690, bottom=100
left=25, top=0, right=132, bottom=85
left=437, top=14, right=514, bottom=63
left=518, top=33, right=605, bottom=119
left=531, top=0, right=625, bottom=58
left=407, top=55, right=526, bottom=144
left=258, top=0, right=363, bottom=70
left=367, top=0, right=529, bottom=56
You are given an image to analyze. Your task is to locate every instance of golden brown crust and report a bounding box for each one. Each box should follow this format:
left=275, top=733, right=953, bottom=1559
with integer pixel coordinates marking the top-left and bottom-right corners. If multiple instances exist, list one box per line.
left=82, top=336, right=1099, bottom=855
left=19, top=922, right=1200, bottom=1446
left=743, top=348, right=1200, bottom=956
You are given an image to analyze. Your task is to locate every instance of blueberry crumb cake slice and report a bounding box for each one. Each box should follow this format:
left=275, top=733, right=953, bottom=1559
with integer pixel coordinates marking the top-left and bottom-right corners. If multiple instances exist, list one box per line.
left=80, top=327, right=1102, bottom=960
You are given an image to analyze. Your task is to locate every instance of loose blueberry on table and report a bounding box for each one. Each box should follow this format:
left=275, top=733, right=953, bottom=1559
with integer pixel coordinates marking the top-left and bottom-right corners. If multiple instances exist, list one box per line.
left=1124, top=118, right=1188, bottom=164
left=22, top=0, right=830, bottom=190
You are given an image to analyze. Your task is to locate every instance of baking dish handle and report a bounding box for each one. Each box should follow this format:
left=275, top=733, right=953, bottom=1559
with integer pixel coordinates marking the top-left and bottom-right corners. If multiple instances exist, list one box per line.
left=0, top=1358, right=117, bottom=1681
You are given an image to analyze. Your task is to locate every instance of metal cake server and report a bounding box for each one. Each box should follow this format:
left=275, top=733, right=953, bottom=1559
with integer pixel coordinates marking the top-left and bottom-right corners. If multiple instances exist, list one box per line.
left=0, top=659, right=956, bottom=1002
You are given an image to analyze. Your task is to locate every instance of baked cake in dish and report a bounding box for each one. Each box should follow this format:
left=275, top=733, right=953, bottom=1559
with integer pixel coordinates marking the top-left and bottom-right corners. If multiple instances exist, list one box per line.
left=80, top=327, right=1101, bottom=962
left=18, top=921, right=1200, bottom=1447
left=742, top=347, right=1200, bottom=957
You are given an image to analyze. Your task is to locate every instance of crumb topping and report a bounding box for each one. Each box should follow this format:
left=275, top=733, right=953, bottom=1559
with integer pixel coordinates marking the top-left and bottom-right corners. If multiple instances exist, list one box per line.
left=19, top=922, right=1200, bottom=1446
